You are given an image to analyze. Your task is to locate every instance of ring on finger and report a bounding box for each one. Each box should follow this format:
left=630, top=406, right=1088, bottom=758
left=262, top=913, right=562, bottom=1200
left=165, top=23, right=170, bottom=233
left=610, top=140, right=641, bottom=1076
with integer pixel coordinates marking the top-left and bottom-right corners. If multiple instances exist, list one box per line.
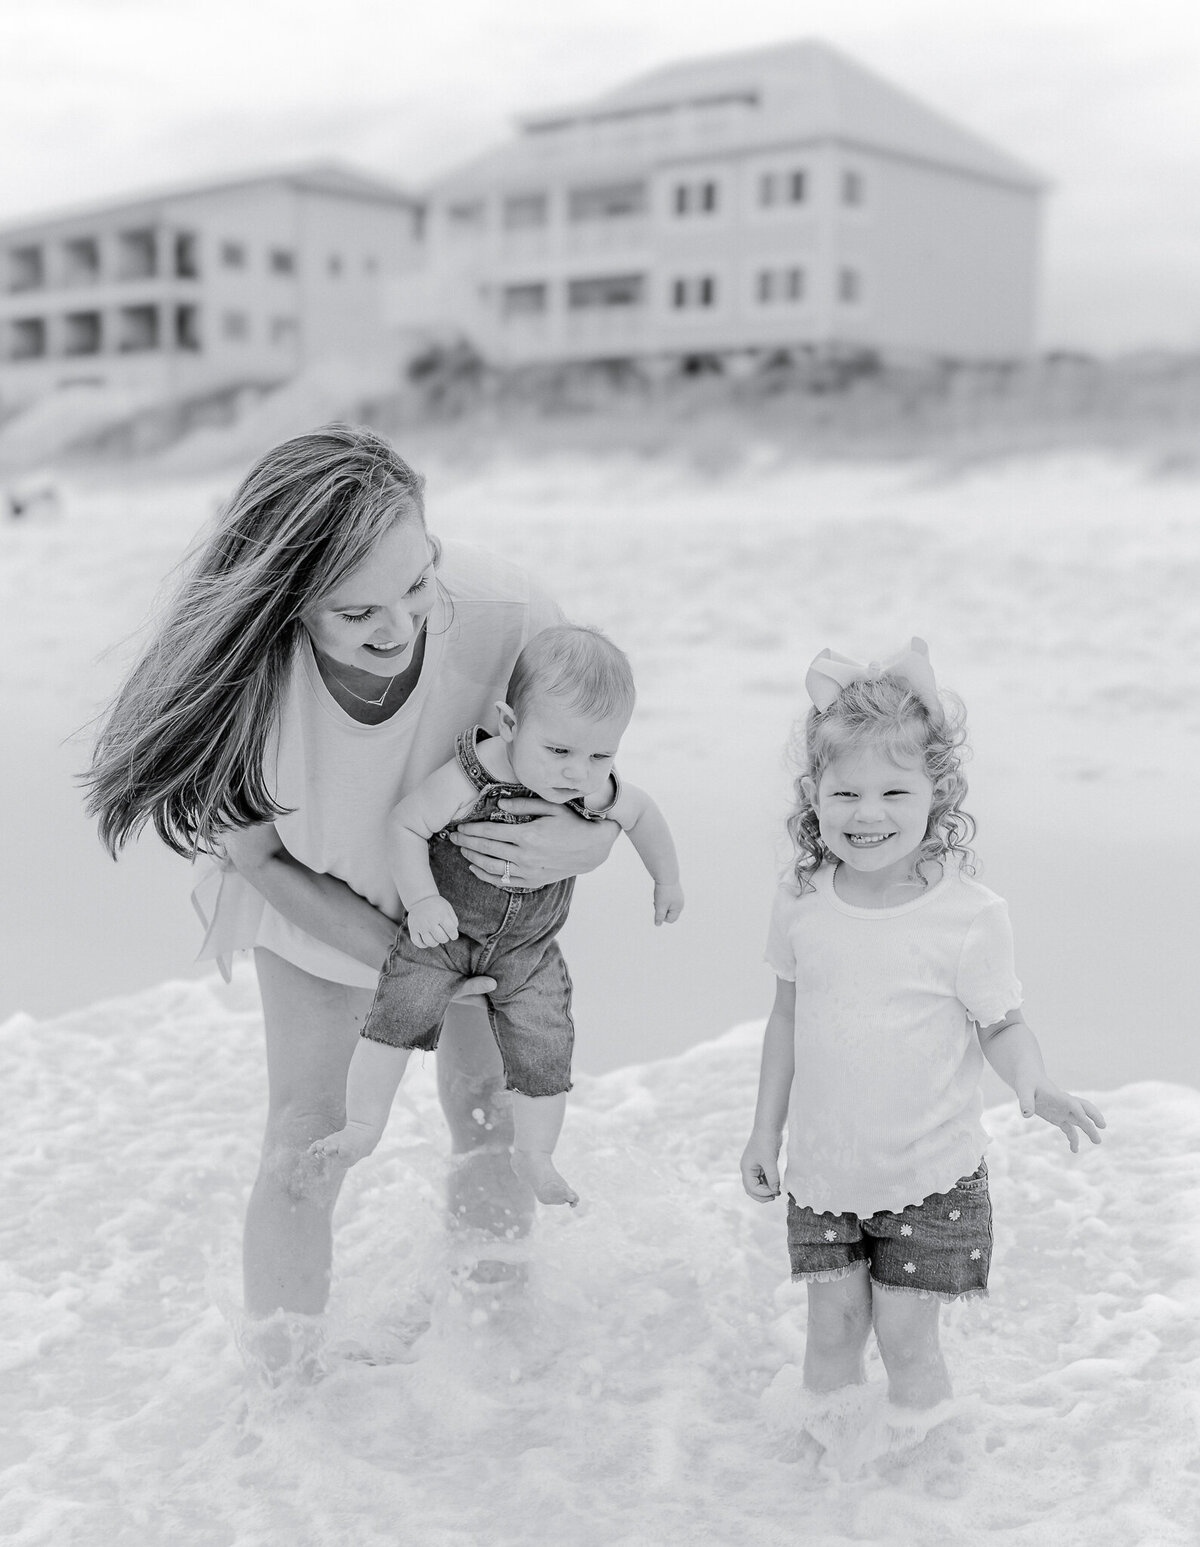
left=502, top=859, right=512, bottom=883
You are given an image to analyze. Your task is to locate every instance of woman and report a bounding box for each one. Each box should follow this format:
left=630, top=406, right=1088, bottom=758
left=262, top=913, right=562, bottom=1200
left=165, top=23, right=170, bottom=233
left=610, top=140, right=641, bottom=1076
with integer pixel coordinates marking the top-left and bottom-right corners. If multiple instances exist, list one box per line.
left=85, top=424, right=616, bottom=1347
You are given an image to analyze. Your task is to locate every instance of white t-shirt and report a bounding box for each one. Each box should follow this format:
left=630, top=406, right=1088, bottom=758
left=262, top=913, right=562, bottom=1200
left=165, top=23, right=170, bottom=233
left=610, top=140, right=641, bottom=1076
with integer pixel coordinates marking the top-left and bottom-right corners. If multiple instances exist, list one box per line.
left=192, top=542, right=562, bottom=986
left=764, top=863, right=1023, bottom=1216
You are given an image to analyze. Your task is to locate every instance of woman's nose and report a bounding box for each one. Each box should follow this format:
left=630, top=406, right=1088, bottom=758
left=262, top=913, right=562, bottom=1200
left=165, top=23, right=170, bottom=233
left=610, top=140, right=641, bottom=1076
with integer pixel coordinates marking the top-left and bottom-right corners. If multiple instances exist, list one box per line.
left=374, top=610, right=414, bottom=645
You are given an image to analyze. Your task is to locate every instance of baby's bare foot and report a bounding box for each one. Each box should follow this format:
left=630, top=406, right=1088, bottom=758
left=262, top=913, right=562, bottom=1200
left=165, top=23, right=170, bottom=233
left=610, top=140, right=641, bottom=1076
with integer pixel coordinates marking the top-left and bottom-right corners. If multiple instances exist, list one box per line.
left=510, top=1149, right=578, bottom=1206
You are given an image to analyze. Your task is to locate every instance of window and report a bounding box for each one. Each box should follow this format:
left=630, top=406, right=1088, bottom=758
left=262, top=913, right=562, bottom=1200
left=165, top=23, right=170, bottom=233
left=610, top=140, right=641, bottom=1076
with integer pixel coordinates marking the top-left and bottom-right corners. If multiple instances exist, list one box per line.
left=446, top=200, right=485, bottom=231
left=222, top=310, right=249, bottom=341
left=502, top=283, right=548, bottom=317
left=63, top=312, right=102, bottom=356
left=838, top=266, right=862, bottom=303
left=842, top=170, right=864, bottom=207
left=269, top=248, right=296, bottom=275
left=790, top=171, right=807, bottom=204
left=10, top=317, right=46, bottom=358
left=8, top=246, right=45, bottom=293
left=270, top=316, right=298, bottom=345
left=503, top=193, right=549, bottom=229
left=673, top=180, right=719, bottom=217
left=759, top=173, right=776, bottom=207
left=62, top=237, right=100, bottom=285
left=117, top=304, right=159, bottom=351
left=117, top=229, right=157, bottom=281
left=567, top=274, right=645, bottom=309
left=174, top=231, right=199, bottom=279
left=220, top=240, right=246, bottom=269
left=756, top=266, right=806, bottom=305
left=759, top=169, right=808, bottom=208
left=671, top=276, right=718, bottom=309
left=175, top=304, right=201, bottom=351
left=567, top=182, right=646, bottom=221
left=327, top=254, right=343, bottom=277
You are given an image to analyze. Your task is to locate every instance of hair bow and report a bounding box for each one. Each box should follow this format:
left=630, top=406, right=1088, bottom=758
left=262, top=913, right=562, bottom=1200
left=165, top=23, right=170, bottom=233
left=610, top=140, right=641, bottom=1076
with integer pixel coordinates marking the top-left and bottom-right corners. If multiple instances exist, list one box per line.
left=805, top=637, right=943, bottom=722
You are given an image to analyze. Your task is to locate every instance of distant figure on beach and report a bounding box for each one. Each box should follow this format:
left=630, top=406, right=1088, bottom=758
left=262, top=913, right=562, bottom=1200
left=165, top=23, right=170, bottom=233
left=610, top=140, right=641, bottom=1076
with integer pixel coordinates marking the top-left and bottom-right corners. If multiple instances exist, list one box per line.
left=310, top=624, right=683, bottom=1207
left=5, top=480, right=60, bottom=523
left=741, top=639, right=1105, bottom=1421
left=84, top=424, right=625, bottom=1374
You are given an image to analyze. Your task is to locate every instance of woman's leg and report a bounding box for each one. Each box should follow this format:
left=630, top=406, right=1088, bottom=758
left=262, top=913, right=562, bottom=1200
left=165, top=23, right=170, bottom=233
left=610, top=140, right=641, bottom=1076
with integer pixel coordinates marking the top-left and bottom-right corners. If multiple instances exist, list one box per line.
left=803, top=1265, right=874, bottom=1393
left=244, top=948, right=372, bottom=1316
left=871, top=1286, right=952, bottom=1408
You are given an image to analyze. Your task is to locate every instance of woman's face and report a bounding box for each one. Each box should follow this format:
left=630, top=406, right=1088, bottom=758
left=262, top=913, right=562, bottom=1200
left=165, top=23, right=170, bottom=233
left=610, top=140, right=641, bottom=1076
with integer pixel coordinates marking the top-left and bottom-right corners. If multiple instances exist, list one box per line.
left=303, top=517, right=437, bottom=677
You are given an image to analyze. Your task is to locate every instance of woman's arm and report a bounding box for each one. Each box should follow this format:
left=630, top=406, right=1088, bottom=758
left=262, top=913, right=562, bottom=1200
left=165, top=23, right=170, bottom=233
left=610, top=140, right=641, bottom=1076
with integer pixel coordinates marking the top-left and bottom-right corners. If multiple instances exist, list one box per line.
left=222, top=822, right=398, bottom=972
left=449, top=798, right=620, bottom=889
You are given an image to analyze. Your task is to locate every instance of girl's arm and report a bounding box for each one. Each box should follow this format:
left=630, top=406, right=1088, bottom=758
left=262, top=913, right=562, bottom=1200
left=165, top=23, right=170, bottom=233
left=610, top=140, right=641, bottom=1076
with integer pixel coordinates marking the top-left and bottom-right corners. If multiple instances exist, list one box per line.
left=978, top=1010, right=1106, bottom=1152
left=603, top=783, right=684, bottom=925
left=740, top=977, right=797, bottom=1202
left=450, top=799, right=620, bottom=889
left=222, top=821, right=397, bottom=971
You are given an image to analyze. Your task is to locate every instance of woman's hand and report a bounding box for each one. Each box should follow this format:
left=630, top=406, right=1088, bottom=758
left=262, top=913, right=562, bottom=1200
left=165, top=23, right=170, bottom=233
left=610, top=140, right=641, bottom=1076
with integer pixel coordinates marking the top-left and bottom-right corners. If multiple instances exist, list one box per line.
left=450, top=800, right=620, bottom=889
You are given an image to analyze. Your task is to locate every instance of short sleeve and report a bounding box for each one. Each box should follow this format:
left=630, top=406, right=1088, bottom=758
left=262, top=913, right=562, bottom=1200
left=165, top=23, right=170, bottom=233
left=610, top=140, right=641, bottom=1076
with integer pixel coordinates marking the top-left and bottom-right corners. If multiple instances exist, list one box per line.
left=956, top=898, right=1023, bottom=1027
left=763, top=883, right=799, bottom=981
left=525, top=583, right=567, bottom=640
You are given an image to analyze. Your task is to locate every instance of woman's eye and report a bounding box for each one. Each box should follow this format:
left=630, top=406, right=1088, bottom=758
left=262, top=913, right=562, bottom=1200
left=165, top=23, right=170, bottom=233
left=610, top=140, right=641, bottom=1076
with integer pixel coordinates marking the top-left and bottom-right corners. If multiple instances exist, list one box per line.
left=408, top=575, right=430, bottom=596
left=338, top=608, right=376, bottom=623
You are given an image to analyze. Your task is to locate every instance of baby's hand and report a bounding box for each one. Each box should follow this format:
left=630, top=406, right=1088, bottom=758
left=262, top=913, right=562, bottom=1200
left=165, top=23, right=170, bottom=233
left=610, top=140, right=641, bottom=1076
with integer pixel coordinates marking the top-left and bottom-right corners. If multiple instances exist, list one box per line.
left=407, top=896, right=459, bottom=949
left=653, top=881, right=684, bottom=925
left=308, top=1120, right=384, bottom=1168
left=740, top=1130, right=782, bottom=1202
left=1017, top=1079, right=1106, bottom=1153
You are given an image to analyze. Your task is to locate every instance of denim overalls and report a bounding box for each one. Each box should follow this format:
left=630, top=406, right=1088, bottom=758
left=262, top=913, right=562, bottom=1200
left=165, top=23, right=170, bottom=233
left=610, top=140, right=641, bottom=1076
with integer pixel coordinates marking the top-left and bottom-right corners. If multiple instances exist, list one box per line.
left=361, top=727, right=618, bottom=1097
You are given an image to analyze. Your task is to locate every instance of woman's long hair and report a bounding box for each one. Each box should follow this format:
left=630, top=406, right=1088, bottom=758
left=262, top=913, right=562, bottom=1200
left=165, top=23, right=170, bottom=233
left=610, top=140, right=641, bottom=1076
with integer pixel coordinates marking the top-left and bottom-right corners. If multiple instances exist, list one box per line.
left=786, top=675, right=976, bottom=893
left=84, top=424, right=426, bottom=858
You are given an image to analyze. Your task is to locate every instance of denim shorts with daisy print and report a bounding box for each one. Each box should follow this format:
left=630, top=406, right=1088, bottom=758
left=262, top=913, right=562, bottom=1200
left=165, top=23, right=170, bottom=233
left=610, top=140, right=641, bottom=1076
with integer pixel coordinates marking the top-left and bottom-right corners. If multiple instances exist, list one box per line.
left=786, top=1160, right=992, bottom=1301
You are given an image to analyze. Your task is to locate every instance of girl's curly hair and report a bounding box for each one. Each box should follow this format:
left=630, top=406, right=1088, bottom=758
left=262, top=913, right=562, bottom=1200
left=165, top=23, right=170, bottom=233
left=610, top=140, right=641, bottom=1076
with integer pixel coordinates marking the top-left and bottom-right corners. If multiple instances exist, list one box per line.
left=786, top=674, right=975, bottom=893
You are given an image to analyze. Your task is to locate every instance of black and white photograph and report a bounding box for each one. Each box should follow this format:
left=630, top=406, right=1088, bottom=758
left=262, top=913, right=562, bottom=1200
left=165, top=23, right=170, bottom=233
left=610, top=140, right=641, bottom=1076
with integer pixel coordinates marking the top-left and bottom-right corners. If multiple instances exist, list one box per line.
left=2, top=2, right=1196, bottom=1542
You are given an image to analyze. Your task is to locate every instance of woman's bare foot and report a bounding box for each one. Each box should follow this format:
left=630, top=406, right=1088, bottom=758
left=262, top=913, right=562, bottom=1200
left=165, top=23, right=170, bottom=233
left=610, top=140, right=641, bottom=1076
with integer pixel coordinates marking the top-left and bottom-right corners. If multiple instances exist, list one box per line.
left=510, top=1149, right=578, bottom=1206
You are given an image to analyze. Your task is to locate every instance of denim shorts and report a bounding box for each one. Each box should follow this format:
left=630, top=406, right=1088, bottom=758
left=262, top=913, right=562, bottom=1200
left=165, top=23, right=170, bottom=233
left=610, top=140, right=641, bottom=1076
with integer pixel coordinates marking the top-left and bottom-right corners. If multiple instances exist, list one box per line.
left=786, top=1161, right=992, bottom=1301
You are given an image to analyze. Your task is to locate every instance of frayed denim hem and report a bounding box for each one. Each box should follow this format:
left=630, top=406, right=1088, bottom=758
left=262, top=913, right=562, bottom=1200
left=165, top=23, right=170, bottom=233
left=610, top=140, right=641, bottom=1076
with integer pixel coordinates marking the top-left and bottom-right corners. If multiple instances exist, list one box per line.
left=791, top=1262, right=867, bottom=1286
left=870, top=1279, right=990, bottom=1306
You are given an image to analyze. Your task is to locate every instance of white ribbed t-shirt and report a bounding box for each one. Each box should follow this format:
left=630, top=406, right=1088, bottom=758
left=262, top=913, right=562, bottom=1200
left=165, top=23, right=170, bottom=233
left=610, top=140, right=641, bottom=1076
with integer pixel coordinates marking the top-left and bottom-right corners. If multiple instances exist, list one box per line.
left=764, top=863, right=1022, bottom=1216
left=192, top=542, right=561, bottom=986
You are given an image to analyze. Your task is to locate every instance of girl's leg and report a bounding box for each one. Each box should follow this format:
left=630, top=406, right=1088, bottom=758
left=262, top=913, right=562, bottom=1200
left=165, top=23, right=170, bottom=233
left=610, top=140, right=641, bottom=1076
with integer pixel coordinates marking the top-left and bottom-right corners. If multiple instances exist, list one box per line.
left=244, top=949, right=372, bottom=1316
left=803, top=1265, right=874, bottom=1393
left=509, top=1091, right=578, bottom=1206
left=871, top=1287, right=952, bottom=1408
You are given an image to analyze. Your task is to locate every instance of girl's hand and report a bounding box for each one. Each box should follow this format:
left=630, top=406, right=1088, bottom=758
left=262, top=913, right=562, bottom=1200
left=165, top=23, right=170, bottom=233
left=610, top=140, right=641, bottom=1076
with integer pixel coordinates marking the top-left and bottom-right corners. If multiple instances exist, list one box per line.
left=407, top=896, right=459, bottom=949
left=450, top=800, right=619, bottom=889
left=740, top=1130, right=782, bottom=1202
left=1016, top=1078, right=1106, bottom=1152
left=654, top=881, right=685, bottom=925
left=308, top=1119, right=383, bottom=1168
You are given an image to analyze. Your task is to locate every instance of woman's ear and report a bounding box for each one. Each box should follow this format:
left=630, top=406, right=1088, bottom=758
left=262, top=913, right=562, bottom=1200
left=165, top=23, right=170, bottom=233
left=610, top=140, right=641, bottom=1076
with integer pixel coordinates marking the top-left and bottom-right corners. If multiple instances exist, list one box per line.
left=495, top=701, right=518, bottom=741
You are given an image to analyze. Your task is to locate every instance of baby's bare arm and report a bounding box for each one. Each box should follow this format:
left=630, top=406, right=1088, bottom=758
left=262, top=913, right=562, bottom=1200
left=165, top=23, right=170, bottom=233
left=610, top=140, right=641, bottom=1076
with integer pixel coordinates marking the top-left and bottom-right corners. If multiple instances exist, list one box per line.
left=389, top=760, right=477, bottom=946
left=604, top=783, right=684, bottom=924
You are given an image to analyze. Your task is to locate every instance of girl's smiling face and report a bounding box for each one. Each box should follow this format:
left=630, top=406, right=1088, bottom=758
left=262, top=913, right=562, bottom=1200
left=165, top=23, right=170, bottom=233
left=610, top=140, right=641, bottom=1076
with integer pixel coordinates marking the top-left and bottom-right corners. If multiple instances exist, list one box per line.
left=806, top=742, right=936, bottom=894
left=302, top=517, right=437, bottom=677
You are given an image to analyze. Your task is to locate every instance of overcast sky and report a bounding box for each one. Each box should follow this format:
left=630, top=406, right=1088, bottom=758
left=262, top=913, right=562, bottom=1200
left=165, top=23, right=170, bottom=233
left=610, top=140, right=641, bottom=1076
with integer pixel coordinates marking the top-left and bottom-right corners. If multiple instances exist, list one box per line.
left=3, top=0, right=1197, bottom=351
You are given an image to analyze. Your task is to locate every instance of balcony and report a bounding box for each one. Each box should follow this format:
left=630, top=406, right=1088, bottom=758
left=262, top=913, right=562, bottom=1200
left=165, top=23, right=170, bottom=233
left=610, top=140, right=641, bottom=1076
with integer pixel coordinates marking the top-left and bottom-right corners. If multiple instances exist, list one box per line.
left=7, top=246, right=45, bottom=294
left=63, top=312, right=103, bottom=356
left=117, top=229, right=157, bottom=282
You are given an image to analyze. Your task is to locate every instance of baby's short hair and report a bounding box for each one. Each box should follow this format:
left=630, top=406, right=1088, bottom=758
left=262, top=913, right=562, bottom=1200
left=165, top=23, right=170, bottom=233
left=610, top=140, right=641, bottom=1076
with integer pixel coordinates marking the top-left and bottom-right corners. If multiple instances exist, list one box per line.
left=506, top=624, right=636, bottom=722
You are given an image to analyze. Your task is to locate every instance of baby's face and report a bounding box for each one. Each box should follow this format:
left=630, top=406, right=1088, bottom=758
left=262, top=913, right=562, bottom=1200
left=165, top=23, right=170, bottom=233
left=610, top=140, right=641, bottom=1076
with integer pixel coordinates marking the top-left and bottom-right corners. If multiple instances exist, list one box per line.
left=503, top=700, right=631, bottom=804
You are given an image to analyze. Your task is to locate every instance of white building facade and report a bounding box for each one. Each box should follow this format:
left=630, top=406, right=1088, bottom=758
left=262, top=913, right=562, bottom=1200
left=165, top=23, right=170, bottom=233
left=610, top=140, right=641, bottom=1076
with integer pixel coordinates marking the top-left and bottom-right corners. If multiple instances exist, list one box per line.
left=394, top=41, right=1046, bottom=365
left=0, top=165, right=421, bottom=411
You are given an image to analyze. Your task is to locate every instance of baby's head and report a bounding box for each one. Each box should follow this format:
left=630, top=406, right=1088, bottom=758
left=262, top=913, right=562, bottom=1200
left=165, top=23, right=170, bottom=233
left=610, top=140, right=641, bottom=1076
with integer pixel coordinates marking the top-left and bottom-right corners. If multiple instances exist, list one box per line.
left=498, top=625, right=636, bottom=804
left=788, top=644, right=974, bottom=891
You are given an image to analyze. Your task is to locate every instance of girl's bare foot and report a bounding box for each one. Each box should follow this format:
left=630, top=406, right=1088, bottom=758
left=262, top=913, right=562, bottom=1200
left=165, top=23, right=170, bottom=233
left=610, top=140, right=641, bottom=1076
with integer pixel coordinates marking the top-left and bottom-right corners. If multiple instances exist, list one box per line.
left=510, top=1149, right=578, bottom=1206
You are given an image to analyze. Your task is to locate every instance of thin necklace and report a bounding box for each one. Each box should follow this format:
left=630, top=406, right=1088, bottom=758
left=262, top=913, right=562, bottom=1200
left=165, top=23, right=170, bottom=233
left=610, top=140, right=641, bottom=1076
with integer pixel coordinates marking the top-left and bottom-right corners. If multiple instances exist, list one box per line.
left=324, top=666, right=400, bottom=708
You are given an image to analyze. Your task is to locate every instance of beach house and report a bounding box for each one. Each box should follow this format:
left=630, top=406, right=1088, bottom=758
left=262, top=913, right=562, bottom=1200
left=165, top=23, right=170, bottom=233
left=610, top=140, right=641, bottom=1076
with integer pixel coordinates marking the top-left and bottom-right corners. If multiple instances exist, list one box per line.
left=393, top=40, right=1047, bottom=366
left=0, top=164, right=421, bottom=411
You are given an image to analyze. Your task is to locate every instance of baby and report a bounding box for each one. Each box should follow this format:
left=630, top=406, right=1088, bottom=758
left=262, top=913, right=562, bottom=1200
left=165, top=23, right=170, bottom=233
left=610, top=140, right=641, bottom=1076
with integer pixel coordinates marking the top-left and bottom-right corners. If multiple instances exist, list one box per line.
left=312, top=624, right=683, bottom=1205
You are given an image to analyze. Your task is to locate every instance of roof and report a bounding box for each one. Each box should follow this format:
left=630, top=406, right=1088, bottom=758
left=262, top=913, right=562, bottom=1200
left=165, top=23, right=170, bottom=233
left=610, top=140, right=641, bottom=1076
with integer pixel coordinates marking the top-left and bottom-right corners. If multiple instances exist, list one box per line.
left=0, top=161, right=420, bottom=237
left=445, top=38, right=1045, bottom=193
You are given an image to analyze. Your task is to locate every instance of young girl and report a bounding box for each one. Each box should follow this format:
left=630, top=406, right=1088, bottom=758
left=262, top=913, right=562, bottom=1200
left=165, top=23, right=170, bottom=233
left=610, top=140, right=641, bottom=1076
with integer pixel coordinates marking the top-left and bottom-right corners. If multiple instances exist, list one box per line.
left=312, top=625, right=684, bottom=1207
left=740, top=638, right=1105, bottom=1415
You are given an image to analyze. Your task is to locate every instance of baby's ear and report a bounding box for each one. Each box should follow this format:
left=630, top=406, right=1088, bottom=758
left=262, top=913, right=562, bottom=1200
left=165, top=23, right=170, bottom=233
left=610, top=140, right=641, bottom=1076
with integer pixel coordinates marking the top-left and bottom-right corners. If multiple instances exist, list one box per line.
left=495, top=701, right=518, bottom=740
